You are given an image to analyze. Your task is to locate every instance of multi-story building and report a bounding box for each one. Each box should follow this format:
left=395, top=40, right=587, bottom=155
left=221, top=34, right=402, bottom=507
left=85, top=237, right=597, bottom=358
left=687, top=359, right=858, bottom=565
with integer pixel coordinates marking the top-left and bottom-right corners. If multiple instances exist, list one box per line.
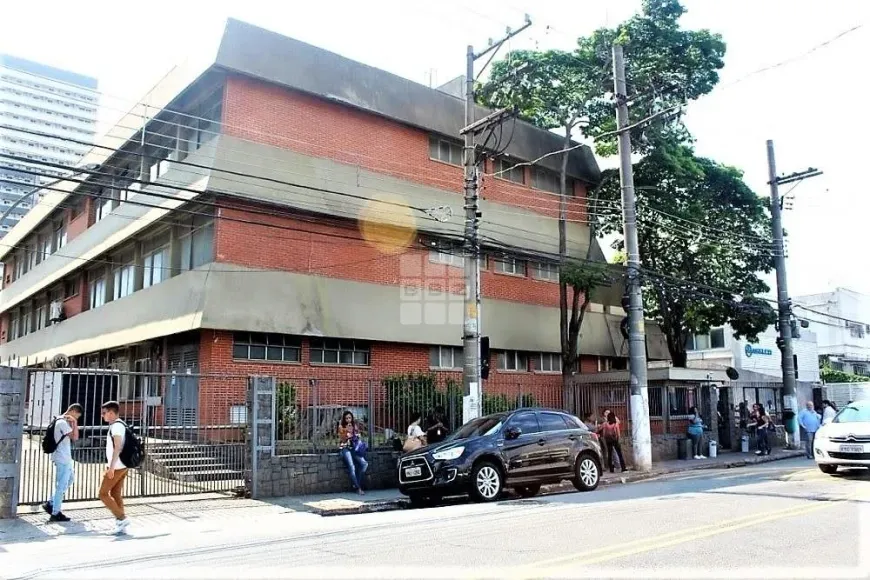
left=0, top=20, right=668, bottom=426
left=686, top=323, right=821, bottom=384
left=0, top=54, right=98, bottom=234
left=794, top=288, right=870, bottom=377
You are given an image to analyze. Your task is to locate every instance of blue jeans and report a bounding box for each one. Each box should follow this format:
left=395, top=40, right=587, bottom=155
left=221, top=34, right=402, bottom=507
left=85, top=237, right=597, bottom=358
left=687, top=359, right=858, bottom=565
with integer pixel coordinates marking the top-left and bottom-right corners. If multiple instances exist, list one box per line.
left=340, top=447, right=368, bottom=490
left=805, top=431, right=816, bottom=458
left=52, top=462, right=74, bottom=515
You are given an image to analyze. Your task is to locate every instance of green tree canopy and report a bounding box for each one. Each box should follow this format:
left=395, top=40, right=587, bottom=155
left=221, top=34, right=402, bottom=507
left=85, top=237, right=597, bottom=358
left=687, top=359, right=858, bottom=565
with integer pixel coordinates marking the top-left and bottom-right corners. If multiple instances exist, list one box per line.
left=596, top=145, right=777, bottom=366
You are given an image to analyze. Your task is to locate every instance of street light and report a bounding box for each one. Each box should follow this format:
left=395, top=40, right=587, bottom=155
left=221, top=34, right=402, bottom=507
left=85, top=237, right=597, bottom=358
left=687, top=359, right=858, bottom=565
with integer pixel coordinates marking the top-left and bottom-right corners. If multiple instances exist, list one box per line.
left=0, top=163, right=100, bottom=229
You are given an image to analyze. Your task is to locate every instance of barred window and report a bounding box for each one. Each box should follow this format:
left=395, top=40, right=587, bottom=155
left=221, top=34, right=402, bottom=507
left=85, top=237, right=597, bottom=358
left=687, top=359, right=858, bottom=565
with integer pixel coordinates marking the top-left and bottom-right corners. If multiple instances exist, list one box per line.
left=310, top=338, right=370, bottom=366
left=233, top=333, right=302, bottom=363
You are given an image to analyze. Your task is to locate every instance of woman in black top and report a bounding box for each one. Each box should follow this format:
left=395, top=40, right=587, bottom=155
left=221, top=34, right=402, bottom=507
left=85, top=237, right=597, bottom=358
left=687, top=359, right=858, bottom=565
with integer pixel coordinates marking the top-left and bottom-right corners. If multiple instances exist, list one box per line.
left=755, top=405, right=772, bottom=456
left=425, top=405, right=449, bottom=445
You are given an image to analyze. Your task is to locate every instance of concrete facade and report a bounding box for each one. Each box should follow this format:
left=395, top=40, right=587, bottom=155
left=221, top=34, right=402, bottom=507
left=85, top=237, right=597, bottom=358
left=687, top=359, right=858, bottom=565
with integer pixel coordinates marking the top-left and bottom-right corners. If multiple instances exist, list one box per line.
left=794, top=288, right=870, bottom=376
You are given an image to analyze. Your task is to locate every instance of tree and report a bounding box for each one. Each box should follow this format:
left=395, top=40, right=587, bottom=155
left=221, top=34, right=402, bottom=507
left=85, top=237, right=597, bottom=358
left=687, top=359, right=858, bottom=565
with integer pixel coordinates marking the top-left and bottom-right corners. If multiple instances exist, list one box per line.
left=578, top=0, right=726, bottom=156
left=478, top=0, right=727, bottom=378
left=479, top=50, right=612, bottom=391
left=596, top=145, right=777, bottom=366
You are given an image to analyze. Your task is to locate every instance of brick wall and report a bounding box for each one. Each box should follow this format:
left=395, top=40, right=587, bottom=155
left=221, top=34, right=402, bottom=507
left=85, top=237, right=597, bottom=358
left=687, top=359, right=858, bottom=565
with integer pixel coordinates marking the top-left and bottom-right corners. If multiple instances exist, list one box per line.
left=221, top=75, right=589, bottom=220
left=0, top=314, right=7, bottom=345
left=66, top=199, right=92, bottom=242
left=214, top=203, right=571, bottom=308
left=198, top=330, right=604, bottom=428
left=62, top=276, right=88, bottom=318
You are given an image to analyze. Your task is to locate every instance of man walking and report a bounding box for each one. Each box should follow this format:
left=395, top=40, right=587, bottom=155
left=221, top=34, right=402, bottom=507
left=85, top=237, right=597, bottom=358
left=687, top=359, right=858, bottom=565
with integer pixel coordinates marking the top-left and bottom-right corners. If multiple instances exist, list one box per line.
left=99, top=401, right=130, bottom=535
left=42, top=404, right=82, bottom=522
left=798, top=401, right=822, bottom=460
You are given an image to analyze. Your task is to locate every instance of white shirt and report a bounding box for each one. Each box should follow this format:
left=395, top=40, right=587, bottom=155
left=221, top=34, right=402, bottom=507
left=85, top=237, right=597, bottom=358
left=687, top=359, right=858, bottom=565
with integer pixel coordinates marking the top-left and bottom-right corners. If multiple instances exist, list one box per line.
left=407, top=424, right=425, bottom=438
left=822, top=406, right=837, bottom=425
left=52, top=416, right=73, bottom=465
left=106, top=422, right=127, bottom=469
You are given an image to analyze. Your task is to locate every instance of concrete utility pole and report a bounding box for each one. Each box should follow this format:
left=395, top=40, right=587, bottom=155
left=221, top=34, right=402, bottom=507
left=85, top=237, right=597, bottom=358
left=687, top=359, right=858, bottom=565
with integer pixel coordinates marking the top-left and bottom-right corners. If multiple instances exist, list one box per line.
left=461, top=17, right=531, bottom=424
left=766, top=140, right=822, bottom=448
left=612, top=44, right=652, bottom=471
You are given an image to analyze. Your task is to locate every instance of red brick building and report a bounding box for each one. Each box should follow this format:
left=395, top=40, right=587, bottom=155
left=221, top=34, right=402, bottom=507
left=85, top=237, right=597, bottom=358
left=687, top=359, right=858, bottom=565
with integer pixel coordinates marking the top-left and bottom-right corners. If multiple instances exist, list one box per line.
left=0, top=20, right=669, bottom=429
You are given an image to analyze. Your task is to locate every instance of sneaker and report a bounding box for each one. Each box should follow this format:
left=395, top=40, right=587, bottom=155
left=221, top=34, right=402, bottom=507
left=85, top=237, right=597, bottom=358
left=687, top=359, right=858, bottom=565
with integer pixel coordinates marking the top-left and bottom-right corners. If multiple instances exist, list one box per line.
left=755, top=450, right=763, bottom=455
left=49, top=512, right=71, bottom=522
left=693, top=455, right=700, bottom=459
left=42, top=502, right=52, bottom=515
left=113, top=518, right=130, bottom=535
left=699, top=455, right=707, bottom=459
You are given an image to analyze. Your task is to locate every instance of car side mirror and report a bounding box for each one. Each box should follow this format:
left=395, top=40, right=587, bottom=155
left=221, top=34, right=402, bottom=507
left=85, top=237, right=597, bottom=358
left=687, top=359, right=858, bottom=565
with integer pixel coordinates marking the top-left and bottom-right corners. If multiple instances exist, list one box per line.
left=505, top=427, right=522, bottom=440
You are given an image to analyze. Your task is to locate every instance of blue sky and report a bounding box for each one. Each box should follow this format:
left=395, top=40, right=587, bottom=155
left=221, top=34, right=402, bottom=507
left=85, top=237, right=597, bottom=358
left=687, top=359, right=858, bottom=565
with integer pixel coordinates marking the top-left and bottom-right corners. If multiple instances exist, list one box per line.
left=2, top=0, right=867, bottom=296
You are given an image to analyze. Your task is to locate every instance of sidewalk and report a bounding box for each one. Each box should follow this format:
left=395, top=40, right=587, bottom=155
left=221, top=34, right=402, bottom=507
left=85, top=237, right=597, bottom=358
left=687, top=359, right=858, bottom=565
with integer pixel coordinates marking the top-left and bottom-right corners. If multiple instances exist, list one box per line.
left=2, top=448, right=805, bottom=543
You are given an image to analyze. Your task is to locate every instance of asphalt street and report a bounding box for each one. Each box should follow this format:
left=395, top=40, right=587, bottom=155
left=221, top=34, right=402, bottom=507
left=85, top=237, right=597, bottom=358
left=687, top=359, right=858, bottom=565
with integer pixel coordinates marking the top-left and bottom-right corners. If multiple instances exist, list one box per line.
left=2, top=458, right=868, bottom=579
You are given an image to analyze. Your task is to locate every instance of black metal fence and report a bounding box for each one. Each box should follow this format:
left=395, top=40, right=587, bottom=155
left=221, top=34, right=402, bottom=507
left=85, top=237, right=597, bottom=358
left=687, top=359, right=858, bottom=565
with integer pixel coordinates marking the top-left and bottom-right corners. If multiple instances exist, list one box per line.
left=273, top=371, right=564, bottom=455
left=18, top=368, right=246, bottom=505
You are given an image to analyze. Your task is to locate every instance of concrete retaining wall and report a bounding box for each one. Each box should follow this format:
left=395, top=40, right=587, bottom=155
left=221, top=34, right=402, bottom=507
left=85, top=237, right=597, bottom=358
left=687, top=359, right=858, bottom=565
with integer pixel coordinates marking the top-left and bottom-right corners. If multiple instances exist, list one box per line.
left=254, top=451, right=399, bottom=497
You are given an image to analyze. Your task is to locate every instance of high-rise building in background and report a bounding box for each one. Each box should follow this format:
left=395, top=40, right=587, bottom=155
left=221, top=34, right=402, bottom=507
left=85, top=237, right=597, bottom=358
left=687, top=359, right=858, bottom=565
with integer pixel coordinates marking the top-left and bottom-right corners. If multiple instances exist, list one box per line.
left=0, top=54, right=98, bottom=236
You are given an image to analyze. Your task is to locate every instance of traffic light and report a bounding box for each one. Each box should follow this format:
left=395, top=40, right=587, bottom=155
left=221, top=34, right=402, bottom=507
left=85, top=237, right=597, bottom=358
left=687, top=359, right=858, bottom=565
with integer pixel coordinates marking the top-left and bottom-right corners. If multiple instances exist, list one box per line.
left=480, top=336, right=491, bottom=380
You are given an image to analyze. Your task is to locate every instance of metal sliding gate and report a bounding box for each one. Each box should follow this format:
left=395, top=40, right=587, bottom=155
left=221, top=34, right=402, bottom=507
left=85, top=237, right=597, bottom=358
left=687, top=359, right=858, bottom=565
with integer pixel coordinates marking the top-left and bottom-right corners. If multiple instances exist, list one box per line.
left=18, top=368, right=248, bottom=505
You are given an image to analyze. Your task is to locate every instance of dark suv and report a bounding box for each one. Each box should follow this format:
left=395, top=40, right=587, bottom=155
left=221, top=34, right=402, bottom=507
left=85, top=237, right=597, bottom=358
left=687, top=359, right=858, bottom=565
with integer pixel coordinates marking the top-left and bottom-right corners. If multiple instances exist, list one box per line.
left=398, top=408, right=603, bottom=505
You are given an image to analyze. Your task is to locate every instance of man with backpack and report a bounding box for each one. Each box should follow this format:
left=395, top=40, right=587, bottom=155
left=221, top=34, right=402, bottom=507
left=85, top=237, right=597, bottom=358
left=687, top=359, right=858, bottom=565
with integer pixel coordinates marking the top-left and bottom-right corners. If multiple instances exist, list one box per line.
left=41, top=403, right=83, bottom=522
left=99, top=400, right=133, bottom=535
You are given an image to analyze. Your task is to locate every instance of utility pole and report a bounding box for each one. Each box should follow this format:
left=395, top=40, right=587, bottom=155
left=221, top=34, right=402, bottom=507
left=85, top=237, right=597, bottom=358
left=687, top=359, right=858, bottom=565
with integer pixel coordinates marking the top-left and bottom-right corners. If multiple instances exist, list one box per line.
left=612, top=44, right=652, bottom=471
left=766, top=140, right=822, bottom=448
left=461, top=17, right=531, bottom=424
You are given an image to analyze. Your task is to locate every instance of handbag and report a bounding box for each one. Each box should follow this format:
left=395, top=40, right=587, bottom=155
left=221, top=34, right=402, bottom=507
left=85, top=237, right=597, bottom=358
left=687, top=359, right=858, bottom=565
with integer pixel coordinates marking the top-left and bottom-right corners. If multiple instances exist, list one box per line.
left=352, top=436, right=368, bottom=455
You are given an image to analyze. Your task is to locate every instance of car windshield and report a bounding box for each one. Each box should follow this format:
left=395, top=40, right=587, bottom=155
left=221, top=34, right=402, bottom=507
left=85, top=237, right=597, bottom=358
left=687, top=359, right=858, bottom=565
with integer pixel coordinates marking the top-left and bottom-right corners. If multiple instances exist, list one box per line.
left=449, top=414, right=506, bottom=441
left=833, top=404, right=870, bottom=423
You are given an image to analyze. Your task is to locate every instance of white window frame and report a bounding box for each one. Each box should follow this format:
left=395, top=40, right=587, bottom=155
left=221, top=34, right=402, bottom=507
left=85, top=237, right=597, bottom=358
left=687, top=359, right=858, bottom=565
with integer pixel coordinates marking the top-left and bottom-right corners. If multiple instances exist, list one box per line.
left=428, top=249, right=462, bottom=268
left=89, top=276, right=106, bottom=309
left=494, top=256, right=525, bottom=276
left=112, top=263, right=135, bottom=300
left=536, top=352, right=562, bottom=373
left=428, top=136, right=463, bottom=166
left=143, top=245, right=169, bottom=289
left=532, top=262, right=559, bottom=282
left=430, top=346, right=463, bottom=369
left=498, top=351, right=528, bottom=372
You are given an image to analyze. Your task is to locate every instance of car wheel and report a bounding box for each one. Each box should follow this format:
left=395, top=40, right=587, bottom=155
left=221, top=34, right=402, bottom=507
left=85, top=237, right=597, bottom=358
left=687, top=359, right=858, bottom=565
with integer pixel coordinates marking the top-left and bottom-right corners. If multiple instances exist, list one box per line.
left=470, top=461, right=503, bottom=502
left=572, top=453, right=601, bottom=492
left=515, top=484, right=541, bottom=498
left=818, top=464, right=838, bottom=475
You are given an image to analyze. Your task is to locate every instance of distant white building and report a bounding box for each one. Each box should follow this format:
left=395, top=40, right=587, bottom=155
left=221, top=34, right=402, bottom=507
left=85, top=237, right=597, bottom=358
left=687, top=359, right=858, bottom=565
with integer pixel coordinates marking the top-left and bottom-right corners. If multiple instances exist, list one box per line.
left=0, top=54, right=98, bottom=236
left=794, top=288, right=870, bottom=377
left=685, top=323, right=821, bottom=383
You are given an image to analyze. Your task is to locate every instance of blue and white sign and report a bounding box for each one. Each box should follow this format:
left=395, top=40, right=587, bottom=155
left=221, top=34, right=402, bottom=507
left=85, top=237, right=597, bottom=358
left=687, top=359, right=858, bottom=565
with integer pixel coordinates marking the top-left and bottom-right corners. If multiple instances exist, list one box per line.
left=745, top=344, right=773, bottom=358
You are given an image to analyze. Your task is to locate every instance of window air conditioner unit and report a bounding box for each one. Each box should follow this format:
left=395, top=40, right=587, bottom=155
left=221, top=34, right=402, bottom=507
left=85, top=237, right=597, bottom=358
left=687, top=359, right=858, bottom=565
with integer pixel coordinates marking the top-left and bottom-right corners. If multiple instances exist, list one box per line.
left=49, top=300, right=65, bottom=323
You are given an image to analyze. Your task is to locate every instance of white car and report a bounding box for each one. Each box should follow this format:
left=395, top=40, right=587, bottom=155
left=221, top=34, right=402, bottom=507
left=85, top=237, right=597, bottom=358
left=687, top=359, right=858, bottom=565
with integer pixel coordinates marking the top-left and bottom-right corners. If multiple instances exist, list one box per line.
left=814, top=400, right=870, bottom=474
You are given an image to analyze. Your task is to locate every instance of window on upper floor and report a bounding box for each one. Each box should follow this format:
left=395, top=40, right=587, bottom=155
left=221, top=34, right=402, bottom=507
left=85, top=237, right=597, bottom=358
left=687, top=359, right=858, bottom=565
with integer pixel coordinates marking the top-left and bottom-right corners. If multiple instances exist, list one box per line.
left=848, top=322, right=866, bottom=339
left=428, top=249, right=463, bottom=268
left=492, top=157, right=526, bottom=184
left=497, top=351, right=528, bottom=372
left=19, top=307, right=32, bottom=337
left=685, top=327, right=726, bottom=351
left=179, top=214, right=215, bottom=272
left=428, top=136, right=464, bottom=166
left=9, top=312, right=20, bottom=341
left=531, top=167, right=574, bottom=195
left=94, top=187, right=113, bottom=223
left=142, top=233, right=170, bottom=289
left=531, top=261, right=559, bottom=282
left=494, top=256, right=526, bottom=276
left=232, top=333, right=302, bottom=363
left=310, top=338, right=371, bottom=366
left=112, top=257, right=135, bottom=301
left=430, top=346, right=463, bottom=369
left=53, top=221, right=66, bottom=252
left=38, top=233, right=52, bottom=263
left=34, top=300, right=47, bottom=332
left=63, top=276, right=79, bottom=299
left=89, top=273, right=106, bottom=309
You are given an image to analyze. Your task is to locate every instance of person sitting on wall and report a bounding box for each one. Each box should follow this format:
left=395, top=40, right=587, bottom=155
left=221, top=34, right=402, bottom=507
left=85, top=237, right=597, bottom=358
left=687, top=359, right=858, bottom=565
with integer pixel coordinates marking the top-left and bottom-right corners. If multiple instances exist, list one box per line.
left=338, top=411, right=368, bottom=495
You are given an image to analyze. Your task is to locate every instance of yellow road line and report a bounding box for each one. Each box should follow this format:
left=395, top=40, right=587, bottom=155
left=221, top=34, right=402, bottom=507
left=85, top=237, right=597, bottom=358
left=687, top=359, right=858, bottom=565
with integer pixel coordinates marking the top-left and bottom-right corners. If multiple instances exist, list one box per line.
left=506, top=490, right=862, bottom=578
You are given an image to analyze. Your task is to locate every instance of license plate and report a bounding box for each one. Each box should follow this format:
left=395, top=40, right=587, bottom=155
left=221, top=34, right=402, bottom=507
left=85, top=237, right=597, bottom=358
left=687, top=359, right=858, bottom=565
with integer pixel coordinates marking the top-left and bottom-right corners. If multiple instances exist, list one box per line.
left=839, top=444, right=864, bottom=453
left=404, top=466, right=422, bottom=477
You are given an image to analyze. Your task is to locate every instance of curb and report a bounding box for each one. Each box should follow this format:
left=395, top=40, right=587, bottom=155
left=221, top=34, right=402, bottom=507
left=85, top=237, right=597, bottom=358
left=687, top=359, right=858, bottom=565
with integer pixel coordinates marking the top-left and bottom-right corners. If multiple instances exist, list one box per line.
left=313, top=450, right=806, bottom=516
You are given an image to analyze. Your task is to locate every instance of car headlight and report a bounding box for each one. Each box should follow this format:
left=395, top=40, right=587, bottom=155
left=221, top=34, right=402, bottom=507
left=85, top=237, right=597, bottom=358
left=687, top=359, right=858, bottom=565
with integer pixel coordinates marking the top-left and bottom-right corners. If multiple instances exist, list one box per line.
left=432, top=446, right=465, bottom=461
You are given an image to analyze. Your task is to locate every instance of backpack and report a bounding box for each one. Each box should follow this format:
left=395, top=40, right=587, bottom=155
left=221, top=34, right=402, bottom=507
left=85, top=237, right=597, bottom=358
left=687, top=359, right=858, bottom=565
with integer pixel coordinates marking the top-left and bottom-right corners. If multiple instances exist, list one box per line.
left=41, top=417, right=67, bottom=454
left=112, top=420, right=145, bottom=469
